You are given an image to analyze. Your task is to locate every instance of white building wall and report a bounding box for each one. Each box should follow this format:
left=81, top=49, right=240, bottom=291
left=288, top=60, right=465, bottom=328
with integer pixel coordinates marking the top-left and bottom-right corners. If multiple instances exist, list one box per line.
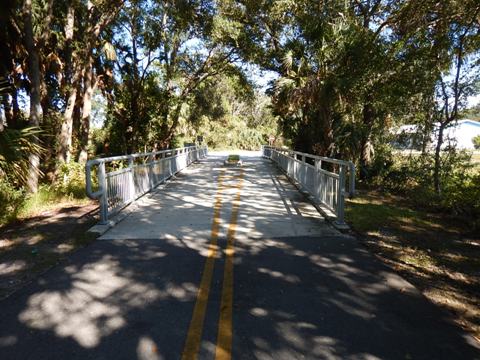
left=394, top=120, right=480, bottom=150
left=442, top=121, right=480, bottom=149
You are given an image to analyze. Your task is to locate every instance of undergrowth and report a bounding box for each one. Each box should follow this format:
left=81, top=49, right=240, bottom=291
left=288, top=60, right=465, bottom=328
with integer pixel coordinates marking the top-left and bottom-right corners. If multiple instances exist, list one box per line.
left=0, top=161, right=90, bottom=227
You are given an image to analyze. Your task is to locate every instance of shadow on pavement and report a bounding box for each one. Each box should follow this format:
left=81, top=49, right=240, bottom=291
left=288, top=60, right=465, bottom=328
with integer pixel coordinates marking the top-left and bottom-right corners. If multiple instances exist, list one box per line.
left=0, top=233, right=478, bottom=359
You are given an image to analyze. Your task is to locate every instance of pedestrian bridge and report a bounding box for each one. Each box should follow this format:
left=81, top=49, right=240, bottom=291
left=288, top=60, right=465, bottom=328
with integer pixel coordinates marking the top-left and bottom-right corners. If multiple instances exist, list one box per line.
left=95, top=150, right=343, bottom=242
left=86, top=146, right=355, bottom=228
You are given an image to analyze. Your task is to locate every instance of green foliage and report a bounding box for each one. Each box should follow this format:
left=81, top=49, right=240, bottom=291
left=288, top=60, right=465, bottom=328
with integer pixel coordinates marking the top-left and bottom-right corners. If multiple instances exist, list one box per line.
left=366, top=150, right=480, bottom=228
left=195, top=115, right=271, bottom=150
left=1, top=0, right=480, bottom=232
left=53, top=161, right=87, bottom=199
left=473, top=135, right=480, bottom=149
left=441, top=172, right=480, bottom=223
left=360, top=144, right=396, bottom=181
left=0, top=178, right=25, bottom=226
left=187, top=75, right=277, bottom=150
left=0, top=127, right=43, bottom=186
left=90, top=127, right=109, bottom=156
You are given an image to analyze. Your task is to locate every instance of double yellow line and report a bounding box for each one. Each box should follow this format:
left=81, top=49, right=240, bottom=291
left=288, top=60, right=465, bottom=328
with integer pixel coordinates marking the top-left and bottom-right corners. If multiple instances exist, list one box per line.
left=181, top=169, right=244, bottom=360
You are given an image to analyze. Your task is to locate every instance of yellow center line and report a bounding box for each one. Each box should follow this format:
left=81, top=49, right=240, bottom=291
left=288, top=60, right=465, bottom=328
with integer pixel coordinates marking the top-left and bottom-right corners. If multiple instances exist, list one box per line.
left=215, top=169, right=244, bottom=360
left=181, top=170, right=226, bottom=360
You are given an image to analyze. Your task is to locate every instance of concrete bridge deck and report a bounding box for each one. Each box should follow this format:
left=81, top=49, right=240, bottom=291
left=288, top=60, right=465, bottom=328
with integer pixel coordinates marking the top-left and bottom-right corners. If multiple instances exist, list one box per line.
left=0, top=152, right=479, bottom=359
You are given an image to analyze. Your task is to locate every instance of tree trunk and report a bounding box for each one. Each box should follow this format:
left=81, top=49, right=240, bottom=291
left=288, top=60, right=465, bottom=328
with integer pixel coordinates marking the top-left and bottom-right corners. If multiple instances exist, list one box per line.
left=359, top=101, right=375, bottom=177
left=160, top=104, right=183, bottom=148
left=78, top=60, right=95, bottom=163
left=126, top=18, right=140, bottom=155
left=421, top=114, right=433, bottom=154
left=58, top=87, right=78, bottom=164
left=23, top=0, right=43, bottom=193
left=433, top=122, right=445, bottom=194
left=58, top=68, right=83, bottom=164
left=56, top=3, right=76, bottom=165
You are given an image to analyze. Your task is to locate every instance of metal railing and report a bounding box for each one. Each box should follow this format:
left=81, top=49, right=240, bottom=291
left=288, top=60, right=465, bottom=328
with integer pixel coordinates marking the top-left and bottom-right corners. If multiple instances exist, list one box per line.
left=261, top=145, right=355, bottom=225
left=86, top=145, right=208, bottom=224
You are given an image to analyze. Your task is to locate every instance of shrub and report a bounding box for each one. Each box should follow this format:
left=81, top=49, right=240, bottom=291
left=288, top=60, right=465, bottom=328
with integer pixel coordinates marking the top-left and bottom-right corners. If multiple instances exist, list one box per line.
left=53, top=161, right=86, bottom=199
left=0, top=177, right=25, bottom=225
left=368, top=149, right=480, bottom=229
left=440, top=170, right=480, bottom=226
left=473, top=135, right=480, bottom=150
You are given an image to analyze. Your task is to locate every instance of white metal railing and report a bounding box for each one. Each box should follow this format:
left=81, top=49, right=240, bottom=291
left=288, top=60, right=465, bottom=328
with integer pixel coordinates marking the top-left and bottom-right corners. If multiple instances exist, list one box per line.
left=261, top=145, right=355, bottom=225
left=86, top=145, right=208, bottom=224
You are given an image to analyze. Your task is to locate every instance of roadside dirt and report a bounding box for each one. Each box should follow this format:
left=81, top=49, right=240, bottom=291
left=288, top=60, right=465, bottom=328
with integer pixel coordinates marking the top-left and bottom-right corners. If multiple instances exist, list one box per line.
left=0, top=203, right=98, bottom=300
left=347, top=191, right=480, bottom=343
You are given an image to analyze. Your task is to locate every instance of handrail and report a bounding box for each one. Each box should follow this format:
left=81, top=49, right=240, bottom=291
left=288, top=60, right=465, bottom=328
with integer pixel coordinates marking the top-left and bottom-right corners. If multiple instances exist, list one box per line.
left=85, top=148, right=183, bottom=166
left=261, top=145, right=355, bottom=226
left=86, top=145, right=208, bottom=224
left=262, top=145, right=355, bottom=196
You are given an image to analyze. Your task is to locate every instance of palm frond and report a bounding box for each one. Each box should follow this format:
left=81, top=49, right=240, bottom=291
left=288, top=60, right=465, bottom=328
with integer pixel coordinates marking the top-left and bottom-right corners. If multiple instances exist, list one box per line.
left=0, top=127, right=44, bottom=186
left=282, top=50, right=294, bottom=71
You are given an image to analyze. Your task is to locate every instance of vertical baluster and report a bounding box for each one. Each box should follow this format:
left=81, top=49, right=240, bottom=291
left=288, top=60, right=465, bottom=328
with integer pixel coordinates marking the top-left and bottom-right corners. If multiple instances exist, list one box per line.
left=335, top=166, right=346, bottom=225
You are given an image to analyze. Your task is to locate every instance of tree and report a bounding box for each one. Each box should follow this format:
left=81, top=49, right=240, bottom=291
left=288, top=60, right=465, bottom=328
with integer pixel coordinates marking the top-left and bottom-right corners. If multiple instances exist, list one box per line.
left=225, top=0, right=407, bottom=165
left=430, top=1, right=479, bottom=193
left=23, top=0, right=43, bottom=192
left=104, top=0, right=242, bottom=154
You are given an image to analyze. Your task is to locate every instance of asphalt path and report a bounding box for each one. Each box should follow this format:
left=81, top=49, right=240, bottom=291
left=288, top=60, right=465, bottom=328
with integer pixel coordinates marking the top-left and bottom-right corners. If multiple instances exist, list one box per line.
left=0, top=152, right=478, bottom=359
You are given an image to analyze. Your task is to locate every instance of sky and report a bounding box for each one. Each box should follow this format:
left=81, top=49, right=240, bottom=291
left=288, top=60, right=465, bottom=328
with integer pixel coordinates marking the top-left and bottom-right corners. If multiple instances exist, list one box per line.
left=247, top=65, right=278, bottom=90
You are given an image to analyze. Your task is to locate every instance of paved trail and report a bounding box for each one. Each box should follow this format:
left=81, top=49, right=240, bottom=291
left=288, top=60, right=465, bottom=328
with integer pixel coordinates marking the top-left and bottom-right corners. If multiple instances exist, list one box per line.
left=0, top=152, right=479, bottom=359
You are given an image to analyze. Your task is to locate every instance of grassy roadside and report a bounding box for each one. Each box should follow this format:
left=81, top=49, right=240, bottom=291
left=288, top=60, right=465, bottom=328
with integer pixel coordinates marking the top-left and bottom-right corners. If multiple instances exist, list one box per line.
left=1, top=184, right=92, bottom=228
left=18, top=188, right=92, bottom=220
left=346, top=191, right=480, bottom=342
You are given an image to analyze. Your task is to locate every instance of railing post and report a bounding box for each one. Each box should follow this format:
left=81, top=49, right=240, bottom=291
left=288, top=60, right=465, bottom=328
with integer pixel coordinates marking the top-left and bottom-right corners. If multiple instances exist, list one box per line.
left=335, top=165, right=346, bottom=226
left=98, top=161, right=108, bottom=224
left=349, top=162, right=356, bottom=197
left=128, top=155, right=135, bottom=201
left=314, top=159, right=320, bottom=202
left=148, top=153, right=154, bottom=190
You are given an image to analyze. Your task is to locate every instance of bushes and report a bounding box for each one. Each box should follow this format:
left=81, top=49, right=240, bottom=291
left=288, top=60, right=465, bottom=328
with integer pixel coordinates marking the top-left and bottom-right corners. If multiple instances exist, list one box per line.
left=201, top=117, right=270, bottom=150
left=473, top=135, right=480, bottom=150
left=441, top=171, right=480, bottom=226
left=365, top=148, right=480, bottom=229
left=53, top=161, right=86, bottom=198
left=0, top=177, right=25, bottom=225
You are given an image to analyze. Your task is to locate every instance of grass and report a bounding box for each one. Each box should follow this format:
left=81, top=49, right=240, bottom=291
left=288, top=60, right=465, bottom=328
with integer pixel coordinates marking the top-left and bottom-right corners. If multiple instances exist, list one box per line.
left=18, top=186, right=90, bottom=219
left=346, top=191, right=480, bottom=342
